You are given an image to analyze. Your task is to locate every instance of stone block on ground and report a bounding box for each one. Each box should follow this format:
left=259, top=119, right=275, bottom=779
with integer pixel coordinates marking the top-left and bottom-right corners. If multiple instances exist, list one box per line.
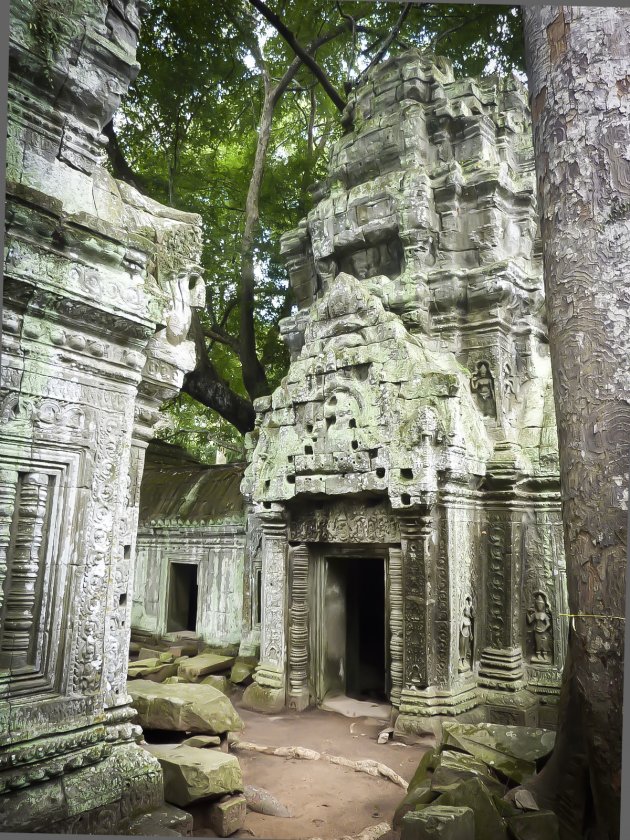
left=432, top=750, right=506, bottom=796
left=201, top=674, right=231, bottom=694
left=434, top=777, right=507, bottom=840
left=131, top=658, right=161, bottom=669
left=138, top=647, right=163, bottom=660
left=169, top=644, right=199, bottom=658
left=229, top=658, right=257, bottom=685
left=441, top=722, right=555, bottom=769
left=183, top=735, right=221, bottom=748
left=178, top=653, right=236, bottom=681
left=507, top=811, right=560, bottom=840
left=209, top=794, right=247, bottom=836
left=124, top=804, right=193, bottom=836
left=393, top=780, right=437, bottom=830
left=144, top=744, right=243, bottom=808
left=440, top=730, right=535, bottom=784
left=129, top=663, right=179, bottom=683
left=128, top=680, right=244, bottom=734
left=401, top=806, right=474, bottom=840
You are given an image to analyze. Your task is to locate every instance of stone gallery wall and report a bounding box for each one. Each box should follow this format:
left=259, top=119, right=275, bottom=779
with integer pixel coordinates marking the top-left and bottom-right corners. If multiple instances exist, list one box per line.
left=134, top=443, right=250, bottom=648
left=1, top=1, right=203, bottom=830
left=243, top=52, right=568, bottom=729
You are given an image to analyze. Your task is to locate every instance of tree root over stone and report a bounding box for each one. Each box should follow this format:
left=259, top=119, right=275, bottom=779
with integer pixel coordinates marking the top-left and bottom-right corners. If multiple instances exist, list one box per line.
left=229, top=739, right=408, bottom=789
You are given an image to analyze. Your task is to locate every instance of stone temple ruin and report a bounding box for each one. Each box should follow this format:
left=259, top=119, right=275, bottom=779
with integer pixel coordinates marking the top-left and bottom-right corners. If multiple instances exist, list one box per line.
left=1, top=0, right=569, bottom=832
left=241, top=51, right=569, bottom=733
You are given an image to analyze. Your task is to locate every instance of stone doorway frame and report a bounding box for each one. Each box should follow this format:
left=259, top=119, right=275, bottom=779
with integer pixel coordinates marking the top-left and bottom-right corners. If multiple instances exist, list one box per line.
left=286, top=542, right=403, bottom=711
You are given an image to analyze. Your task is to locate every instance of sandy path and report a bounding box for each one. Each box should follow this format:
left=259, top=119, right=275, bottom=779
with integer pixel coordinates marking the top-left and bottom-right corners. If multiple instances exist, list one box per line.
left=187, top=697, right=433, bottom=839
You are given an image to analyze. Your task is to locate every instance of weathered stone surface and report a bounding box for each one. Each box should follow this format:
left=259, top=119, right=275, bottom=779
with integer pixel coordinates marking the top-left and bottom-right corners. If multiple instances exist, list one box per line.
left=144, top=745, right=243, bottom=808
left=507, top=811, right=560, bottom=840
left=201, top=674, right=232, bottom=694
left=129, top=663, right=180, bottom=683
left=441, top=722, right=555, bottom=766
left=431, top=750, right=506, bottom=796
left=209, top=794, right=247, bottom=837
left=402, top=806, right=475, bottom=840
left=1, top=0, right=203, bottom=831
left=182, top=735, right=222, bottom=748
left=230, top=659, right=257, bottom=685
left=408, top=749, right=439, bottom=792
left=443, top=721, right=555, bottom=784
left=138, top=648, right=164, bottom=660
left=393, top=780, right=437, bottom=830
left=178, top=654, right=236, bottom=681
left=433, top=778, right=507, bottom=840
left=128, top=680, right=243, bottom=734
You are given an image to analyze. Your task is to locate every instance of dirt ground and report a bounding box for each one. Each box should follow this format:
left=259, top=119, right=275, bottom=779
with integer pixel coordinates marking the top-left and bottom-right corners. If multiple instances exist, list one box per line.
left=184, top=693, right=434, bottom=840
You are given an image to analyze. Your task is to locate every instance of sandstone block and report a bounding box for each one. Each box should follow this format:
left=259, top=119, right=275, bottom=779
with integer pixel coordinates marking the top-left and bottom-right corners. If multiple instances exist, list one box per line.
left=128, top=680, right=244, bottom=734
left=145, top=744, right=243, bottom=808
left=229, top=659, right=256, bottom=685
left=401, top=806, right=474, bottom=840
left=201, top=674, right=231, bottom=694
left=209, top=794, right=247, bottom=836
left=183, top=735, right=221, bottom=748
left=138, top=647, right=163, bottom=660
left=178, top=653, right=236, bottom=681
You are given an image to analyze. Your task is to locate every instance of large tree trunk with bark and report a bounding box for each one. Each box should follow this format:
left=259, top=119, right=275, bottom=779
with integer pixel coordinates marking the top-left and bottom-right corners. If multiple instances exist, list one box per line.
left=523, top=7, right=630, bottom=839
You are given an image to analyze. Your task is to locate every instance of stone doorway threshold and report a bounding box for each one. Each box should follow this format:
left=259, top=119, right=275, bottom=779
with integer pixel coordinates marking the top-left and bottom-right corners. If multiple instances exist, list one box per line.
left=319, top=694, right=391, bottom=721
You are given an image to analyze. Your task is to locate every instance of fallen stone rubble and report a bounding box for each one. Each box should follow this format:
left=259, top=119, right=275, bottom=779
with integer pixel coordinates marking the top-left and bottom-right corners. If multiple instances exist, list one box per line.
left=125, top=634, right=260, bottom=836
left=394, top=721, right=559, bottom=840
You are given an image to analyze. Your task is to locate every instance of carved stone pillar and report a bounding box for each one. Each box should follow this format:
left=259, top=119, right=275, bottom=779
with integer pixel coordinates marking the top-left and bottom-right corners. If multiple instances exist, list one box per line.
left=396, top=506, right=434, bottom=732
left=0, top=473, right=50, bottom=672
left=0, top=471, right=18, bottom=618
left=388, top=546, right=404, bottom=708
left=242, top=505, right=288, bottom=713
left=395, top=504, right=479, bottom=734
left=287, top=543, right=310, bottom=711
left=478, top=509, right=537, bottom=724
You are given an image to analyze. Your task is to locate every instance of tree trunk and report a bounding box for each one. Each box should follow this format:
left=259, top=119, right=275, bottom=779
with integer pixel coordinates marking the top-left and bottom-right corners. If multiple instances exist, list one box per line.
left=238, top=77, right=274, bottom=401
left=523, top=7, right=630, bottom=839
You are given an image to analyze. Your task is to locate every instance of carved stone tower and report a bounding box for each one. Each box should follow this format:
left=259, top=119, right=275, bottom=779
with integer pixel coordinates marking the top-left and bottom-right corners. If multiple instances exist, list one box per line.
left=242, top=51, right=568, bottom=732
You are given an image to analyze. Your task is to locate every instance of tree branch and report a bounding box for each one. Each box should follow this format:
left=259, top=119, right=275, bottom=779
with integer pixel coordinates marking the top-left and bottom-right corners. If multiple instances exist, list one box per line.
left=247, top=0, right=347, bottom=111
left=102, top=120, right=150, bottom=193
left=356, top=3, right=415, bottom=85
left=183, top=311, right=256, bottom=434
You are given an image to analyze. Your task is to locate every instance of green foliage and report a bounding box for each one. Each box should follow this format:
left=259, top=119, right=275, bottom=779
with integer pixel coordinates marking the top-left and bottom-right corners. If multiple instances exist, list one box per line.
left=115, top=1, right=524, bottom=460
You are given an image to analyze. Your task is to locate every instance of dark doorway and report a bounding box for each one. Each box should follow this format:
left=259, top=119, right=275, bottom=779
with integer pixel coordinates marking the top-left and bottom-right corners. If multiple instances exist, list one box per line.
left=324, top=555, right=387, bottom=702
left=167, top=562, right=198, bottom=633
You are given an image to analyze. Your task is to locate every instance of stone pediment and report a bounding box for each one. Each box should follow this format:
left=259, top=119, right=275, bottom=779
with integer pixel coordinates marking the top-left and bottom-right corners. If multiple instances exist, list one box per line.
left=244, top=272, right=493, bottom=509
